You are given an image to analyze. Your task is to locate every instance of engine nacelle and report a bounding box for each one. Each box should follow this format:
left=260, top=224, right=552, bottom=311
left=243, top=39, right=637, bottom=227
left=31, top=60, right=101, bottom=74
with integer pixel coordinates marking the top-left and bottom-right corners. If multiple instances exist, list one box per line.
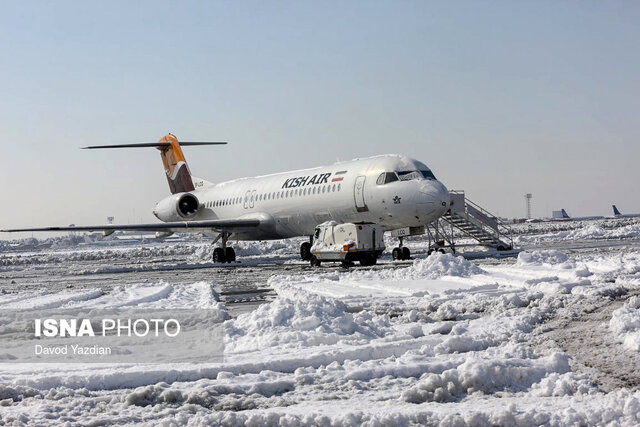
left=153, top=192, right=201, bottom=222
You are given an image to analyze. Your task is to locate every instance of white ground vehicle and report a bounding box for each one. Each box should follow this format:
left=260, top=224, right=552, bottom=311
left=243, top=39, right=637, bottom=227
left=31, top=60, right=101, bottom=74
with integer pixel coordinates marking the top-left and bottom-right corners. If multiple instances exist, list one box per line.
left=309, top=222, right=385, bottom=267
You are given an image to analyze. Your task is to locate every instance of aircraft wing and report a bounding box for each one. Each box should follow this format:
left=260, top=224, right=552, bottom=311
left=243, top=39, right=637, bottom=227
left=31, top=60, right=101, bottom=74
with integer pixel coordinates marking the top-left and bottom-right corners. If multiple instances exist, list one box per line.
left=1, top=219, right=261, bottom=234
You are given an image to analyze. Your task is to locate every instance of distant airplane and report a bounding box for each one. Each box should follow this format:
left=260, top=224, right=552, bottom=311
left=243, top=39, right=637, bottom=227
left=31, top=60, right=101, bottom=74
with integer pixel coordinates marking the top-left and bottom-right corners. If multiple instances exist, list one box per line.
left=1, top=133, right=450, bottom=263
left=611, top=205, right=640, bottom=219
left=551, top=209, right=603, bottom=222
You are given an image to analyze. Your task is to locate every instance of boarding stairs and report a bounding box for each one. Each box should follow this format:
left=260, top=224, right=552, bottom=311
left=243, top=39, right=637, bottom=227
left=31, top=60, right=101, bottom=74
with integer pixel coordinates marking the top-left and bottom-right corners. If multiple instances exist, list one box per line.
left=430, top=191, right=513, bottom=251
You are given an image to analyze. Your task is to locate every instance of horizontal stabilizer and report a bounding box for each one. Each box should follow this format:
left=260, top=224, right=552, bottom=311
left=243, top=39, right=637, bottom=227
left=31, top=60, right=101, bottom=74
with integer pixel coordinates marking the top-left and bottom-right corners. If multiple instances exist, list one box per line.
left=82, top=142, right=227, bottom=149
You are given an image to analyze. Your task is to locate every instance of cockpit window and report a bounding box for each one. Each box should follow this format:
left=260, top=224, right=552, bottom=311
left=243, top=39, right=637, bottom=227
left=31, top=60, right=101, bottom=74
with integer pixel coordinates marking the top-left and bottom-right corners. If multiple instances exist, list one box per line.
left=396, top=170, right=437, bottom=181
left=397, top=171, right=423, bottom=181
left=376, top=172, right=399, bottom=185
left=421, top=170, right=436, bottom=180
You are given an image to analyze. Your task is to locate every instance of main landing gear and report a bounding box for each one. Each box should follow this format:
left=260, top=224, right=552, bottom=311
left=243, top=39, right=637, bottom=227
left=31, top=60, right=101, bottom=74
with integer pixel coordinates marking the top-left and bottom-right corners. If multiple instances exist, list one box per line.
left=392, top=236, right=411, bottom=261
left=212, top=232, right=236, bottom=264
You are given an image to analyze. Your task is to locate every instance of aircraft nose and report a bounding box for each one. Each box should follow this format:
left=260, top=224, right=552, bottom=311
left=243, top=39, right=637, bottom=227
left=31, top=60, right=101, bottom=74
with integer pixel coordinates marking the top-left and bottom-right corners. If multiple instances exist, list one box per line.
left=434, top=180, right=450, bottom=210
left=417, top=180, right=450, bottom=216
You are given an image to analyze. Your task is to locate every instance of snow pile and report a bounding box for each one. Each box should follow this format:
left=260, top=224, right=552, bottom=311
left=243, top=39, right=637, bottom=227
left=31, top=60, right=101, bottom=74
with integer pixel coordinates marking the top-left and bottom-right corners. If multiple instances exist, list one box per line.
left=225, top=291, right=392, bottom=352
left=517, top=250, right=571, bottom=266
left=530, top=372, right=596, bottom=397
left=269, top=253, right=488, bottom=299
left=402, top=352, right=570, bottom=403
left=567, top=223, right=640, bottom=241
left=514, top=218, right=640, bottom=244
left=0, top=243, right=208, bottom=266
left=234, top=239, right=302, bottom=257
left=0, top=281, right=229, bottom=319
left=404, top=252, right=485, bottom=279
left=187, top=238, right=303, bottom=261
left=609, top=296, right=640, bottom=351
left=344, top=253, right=485, bottom=282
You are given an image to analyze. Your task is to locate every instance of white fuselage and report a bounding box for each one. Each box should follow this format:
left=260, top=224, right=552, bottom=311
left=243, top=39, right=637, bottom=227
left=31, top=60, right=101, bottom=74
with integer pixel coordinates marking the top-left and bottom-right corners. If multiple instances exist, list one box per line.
left=154, top=155, right=450, bottom=240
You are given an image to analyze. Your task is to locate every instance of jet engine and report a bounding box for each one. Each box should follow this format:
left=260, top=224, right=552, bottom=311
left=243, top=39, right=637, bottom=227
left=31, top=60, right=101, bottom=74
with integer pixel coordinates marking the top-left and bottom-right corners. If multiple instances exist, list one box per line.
left=153, top=192, right=201, bottom=222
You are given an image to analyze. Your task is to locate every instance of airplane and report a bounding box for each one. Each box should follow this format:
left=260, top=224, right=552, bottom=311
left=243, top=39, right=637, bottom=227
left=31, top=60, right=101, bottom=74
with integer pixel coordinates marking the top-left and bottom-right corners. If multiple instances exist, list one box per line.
left=2, top=134, right=450, bottom=264
left=611, top=205, right=640, bottom=219
left=551, top=208, right=603, bottom=222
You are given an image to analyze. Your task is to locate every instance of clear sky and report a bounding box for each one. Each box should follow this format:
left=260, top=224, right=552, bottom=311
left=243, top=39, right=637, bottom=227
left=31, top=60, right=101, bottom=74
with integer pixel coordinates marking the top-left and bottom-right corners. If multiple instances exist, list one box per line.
left=1, top=1, right=639, bottom=237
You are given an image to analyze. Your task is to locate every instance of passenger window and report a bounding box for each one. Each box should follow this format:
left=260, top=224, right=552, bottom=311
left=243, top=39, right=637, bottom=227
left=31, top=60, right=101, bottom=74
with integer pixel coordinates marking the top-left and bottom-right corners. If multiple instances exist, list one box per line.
left=338, top=184, right=341, bottom=191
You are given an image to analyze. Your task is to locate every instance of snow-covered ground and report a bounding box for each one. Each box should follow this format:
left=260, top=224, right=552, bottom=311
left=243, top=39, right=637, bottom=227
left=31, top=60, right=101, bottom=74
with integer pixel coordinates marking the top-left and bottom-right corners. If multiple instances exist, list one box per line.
left=610, top=296, right=640, bottom=352
left=1, top=218, right=640, bottom=425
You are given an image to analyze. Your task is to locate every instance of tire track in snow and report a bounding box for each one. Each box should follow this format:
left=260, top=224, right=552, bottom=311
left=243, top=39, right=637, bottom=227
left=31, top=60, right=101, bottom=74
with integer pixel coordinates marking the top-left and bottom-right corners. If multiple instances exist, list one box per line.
left=0, top=289, right=104, bottom=310
left=9, top=334, right=446, bottom=391
left=534, top=288, right=640, bottom=392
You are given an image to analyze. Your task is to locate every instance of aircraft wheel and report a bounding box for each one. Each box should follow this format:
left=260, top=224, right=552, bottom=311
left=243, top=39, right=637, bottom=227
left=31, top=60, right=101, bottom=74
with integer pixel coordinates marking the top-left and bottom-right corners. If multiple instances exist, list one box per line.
left=402, top=247, right=411, bottom=260
left=213, top=248, right=226, bottom=263
left=392, top=247, right=402, bottom=261
left=225, top=247, right=236, bottom=263
left=300, top=242, right=312, bottom=261
left=310, top=255, right=321, bottom=267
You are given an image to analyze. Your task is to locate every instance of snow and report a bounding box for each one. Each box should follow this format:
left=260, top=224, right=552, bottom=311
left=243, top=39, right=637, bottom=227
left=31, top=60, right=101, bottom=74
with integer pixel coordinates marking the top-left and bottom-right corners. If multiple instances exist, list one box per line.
left=610, top=296, right=640, bottom=351
left=513, top=218, right=640, bottom=245
left=2, top=227, right=640, bottom=424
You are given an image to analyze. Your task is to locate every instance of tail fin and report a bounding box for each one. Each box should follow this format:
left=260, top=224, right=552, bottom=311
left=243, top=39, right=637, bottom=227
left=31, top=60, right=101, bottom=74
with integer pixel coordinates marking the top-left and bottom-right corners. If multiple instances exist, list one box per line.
left=157, top=134, right=194, bottom=194
left=561, top=209, right=570, bottom=219
left=82, top=135, right=226, bottom=194
left=613, top=205, right=621, bottom=216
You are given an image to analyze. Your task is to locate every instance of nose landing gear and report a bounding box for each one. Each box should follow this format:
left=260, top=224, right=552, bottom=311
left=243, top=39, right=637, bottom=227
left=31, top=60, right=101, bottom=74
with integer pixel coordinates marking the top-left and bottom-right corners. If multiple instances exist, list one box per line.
left=392, top=237, right=411, bottom=261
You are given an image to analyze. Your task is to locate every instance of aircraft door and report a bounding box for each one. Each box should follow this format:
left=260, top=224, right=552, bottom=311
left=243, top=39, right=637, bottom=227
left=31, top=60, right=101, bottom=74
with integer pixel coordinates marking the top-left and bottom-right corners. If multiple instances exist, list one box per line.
left=354, top=175, right=369, bottom=212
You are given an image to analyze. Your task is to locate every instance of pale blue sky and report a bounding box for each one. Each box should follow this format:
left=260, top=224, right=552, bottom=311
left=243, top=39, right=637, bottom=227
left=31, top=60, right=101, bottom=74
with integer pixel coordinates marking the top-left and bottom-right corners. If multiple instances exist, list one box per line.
left=1, top=1, right=639, bottom=235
